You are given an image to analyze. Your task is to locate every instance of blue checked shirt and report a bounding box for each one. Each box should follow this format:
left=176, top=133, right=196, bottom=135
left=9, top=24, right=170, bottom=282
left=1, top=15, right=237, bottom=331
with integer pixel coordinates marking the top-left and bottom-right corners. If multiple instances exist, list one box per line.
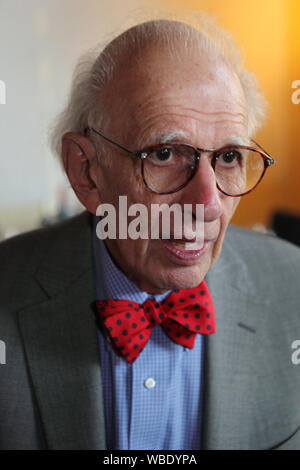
left=92, top=225, right=205, bottom=450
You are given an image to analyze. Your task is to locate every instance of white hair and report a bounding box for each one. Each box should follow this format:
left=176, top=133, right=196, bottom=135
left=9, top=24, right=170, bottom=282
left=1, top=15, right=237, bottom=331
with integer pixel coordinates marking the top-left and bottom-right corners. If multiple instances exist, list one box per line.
left=49, top=12, right=267, bottom=162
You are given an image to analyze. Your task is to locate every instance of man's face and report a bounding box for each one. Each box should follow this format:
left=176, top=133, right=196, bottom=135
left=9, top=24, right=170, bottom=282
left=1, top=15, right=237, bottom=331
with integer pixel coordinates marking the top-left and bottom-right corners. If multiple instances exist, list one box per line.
left=93, top=47, right=249, bottom=294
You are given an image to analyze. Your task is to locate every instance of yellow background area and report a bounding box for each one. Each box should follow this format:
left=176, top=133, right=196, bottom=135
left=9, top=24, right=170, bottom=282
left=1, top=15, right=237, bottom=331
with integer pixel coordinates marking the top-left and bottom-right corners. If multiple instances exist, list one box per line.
left=164, top=0, right=300, bottom=229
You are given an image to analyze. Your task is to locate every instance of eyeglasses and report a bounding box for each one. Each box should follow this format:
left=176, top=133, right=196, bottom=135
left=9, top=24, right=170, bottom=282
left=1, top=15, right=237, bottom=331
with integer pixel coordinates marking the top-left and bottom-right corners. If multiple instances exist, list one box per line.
left=84, top=126, right=275, bottom=197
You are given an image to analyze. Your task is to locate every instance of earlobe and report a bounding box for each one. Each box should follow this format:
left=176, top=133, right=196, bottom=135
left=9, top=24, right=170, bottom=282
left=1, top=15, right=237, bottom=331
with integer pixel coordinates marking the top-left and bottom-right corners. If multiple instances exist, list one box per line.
left=61, top=133, right=101, bottom=214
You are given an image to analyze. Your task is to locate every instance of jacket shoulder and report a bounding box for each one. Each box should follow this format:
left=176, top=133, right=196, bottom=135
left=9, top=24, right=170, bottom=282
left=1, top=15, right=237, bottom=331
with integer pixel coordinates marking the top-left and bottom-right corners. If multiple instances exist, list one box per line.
left=226, top=224, right=300, bottom=266
left=0, top=211, right=92, bottom=269
left=223, top=224, right=300, bottom=301
left=0, top=211, right=93, bottom=310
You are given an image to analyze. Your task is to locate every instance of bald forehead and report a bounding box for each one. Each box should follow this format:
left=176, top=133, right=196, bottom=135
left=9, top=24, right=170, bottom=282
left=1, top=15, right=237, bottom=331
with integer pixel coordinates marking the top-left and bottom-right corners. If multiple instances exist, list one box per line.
left=106, top=43, right=244, bottom=115
left=111, top=31, right=215, bottom=80
left=98, top=20, right=244, bottom=121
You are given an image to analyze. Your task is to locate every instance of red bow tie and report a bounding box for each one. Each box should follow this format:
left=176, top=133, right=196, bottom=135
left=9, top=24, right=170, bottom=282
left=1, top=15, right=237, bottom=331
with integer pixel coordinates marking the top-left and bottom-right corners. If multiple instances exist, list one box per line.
left=95, top=280, right=215, bottom=364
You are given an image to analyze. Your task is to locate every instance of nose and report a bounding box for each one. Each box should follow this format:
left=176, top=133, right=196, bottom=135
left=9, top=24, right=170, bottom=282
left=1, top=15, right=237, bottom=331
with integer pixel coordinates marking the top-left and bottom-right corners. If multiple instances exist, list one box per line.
left=183, top=154, right=223, bottom=222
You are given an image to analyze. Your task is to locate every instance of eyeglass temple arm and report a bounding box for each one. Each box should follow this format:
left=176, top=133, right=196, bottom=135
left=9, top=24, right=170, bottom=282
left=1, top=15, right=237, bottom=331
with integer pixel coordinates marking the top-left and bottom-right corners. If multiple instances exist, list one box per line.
left=84, top=127, right=135, bottom=156
left=251, top=139, right=275, bottom=165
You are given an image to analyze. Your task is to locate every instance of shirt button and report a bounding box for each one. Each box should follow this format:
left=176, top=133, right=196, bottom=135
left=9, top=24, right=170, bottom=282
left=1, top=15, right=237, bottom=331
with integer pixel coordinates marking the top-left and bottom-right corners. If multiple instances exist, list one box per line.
left=144, top=377, right=156, bottom=389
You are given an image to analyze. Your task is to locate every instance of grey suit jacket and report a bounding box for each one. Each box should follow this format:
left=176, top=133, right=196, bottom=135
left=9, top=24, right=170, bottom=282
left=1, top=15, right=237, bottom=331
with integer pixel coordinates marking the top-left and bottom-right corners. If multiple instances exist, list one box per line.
left=0, top=210, right=300, bottom=450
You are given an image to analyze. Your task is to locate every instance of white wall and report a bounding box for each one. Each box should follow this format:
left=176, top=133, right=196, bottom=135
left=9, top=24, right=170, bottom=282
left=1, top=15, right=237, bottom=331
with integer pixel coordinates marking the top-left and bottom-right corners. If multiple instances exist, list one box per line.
left=0, top=0, right=161, bottom=237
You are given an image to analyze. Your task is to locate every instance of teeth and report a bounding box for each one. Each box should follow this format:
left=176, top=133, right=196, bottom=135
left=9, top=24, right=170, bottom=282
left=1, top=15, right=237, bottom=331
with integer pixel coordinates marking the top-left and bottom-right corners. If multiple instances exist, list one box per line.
left=172, top=241, right=203, bottom=250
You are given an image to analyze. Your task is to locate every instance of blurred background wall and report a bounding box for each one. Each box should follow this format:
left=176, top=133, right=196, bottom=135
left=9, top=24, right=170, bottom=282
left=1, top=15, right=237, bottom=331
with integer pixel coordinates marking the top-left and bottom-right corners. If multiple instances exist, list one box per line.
left=0, top=0, right=299, bottom=241
left=165, top=0, right=300, bottom=231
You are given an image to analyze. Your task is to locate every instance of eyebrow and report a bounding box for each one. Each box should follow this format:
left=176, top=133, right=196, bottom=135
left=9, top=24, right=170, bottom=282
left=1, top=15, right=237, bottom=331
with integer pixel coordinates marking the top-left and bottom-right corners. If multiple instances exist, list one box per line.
left=160, top=130, right=191, bottom=143
left=138, top=130, right=191, bottom=148
left=143, top=131, right=250, bottom=149
left=225, top=136, right=250, bottom=146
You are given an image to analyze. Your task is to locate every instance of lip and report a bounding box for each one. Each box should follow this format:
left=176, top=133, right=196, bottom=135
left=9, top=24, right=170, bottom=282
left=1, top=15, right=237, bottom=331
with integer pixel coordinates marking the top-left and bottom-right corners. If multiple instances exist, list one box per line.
left=166, top=237, right=197, bottom=243
left=160, top=238, right=211, bottom=265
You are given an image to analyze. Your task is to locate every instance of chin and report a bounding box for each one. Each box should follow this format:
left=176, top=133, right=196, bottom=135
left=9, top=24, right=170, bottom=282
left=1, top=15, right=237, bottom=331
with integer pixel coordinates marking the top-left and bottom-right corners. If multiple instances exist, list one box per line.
left=143, top=264, right=209, bottom=294
left=171, top=266, right=209, bottom=289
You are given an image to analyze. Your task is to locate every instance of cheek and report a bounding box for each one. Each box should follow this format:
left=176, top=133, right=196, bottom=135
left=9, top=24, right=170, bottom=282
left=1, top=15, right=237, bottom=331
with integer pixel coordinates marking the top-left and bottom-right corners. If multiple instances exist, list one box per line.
left=217, top=196, right=240, bottom=245
left=96, top=157, right=144, bottom=203
left=222, top=195, right=240, bottom=223
left=231, top=196, right=240, bottom=218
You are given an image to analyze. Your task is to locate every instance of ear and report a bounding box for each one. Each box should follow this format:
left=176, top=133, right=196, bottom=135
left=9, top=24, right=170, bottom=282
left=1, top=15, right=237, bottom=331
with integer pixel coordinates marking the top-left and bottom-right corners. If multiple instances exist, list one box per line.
left=62, top=132, right=101, bottom=214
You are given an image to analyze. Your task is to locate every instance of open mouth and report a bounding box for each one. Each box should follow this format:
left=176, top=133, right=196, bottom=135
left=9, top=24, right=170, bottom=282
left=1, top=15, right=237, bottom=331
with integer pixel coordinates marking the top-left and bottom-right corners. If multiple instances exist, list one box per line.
left=159, top=237, right=209, bottom=263
left=165, top=237, right=204, bottom=250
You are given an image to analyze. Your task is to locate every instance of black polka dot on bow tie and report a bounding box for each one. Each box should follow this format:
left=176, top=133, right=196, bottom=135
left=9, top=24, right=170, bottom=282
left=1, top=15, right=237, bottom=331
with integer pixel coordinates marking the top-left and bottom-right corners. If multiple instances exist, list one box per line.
left=144, top=307, right=150, bottom=313
left=189, top=294, right=195, bottom=298
left=108, top=326, right=112, bottom=332
left=139, top=334, right=144, bottom=339
left=204, top=301, right=209, bottom=307
left=183, top=313, right=189, bottom=318
left=179, top=298, right=185, bottom=303
left=122, top=330, right=128, bottom=336
left=195, top=313, right=200, bottom=318
left=134, top=344, right=138, bottom=349
left=176, top=333, right=182, bottom=338
left=184, top=324, right=190, bottom=329
left=140, top=316, right=145, bottom=322
left=128, top=303, right=133, bottom=307
left=168, top=302, right=174, bottom=307
left=159, top=313, right=164, bottom=319
left=132, top=323, right=137, bottom=328
left=172, top=312, right=178, bottom=317
left=196, top=325, right=200, bottom=331
left=206, top=325, right=211, bottom=330
left=200, top=290, right=205, bottom=295
left=113, top=337, right=118, bottom=342
left=128, top=338, right=132, bottom=343
left=154, top=303, right=160, bottom=308
left=206, top=313, right=210, bottom=318
left=126, top=313, right=131, bottom=318
left=116, top=319, right=122, bottom=325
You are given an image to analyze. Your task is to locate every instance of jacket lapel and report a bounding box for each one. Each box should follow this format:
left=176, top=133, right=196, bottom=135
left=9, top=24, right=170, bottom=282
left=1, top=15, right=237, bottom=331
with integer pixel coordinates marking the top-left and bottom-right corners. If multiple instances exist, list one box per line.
left=17, top=212, right=107, bottom=449
left=202, top=229, right=298, bottom=449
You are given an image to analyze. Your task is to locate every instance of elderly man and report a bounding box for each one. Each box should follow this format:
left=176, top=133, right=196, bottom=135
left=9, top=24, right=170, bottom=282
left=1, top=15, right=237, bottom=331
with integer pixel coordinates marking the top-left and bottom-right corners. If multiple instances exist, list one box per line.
left=0, top=17, right=300, bottom=451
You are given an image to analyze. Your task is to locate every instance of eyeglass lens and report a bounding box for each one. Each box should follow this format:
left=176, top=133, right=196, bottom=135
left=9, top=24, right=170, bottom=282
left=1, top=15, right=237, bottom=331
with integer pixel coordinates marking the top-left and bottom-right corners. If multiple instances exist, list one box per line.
left=142, top=144, right=265, bottom=196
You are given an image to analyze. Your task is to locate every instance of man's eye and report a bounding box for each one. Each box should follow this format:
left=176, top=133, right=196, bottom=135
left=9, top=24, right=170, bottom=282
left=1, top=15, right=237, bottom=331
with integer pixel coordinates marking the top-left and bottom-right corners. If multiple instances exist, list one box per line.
left=219, top=150, right=241, bottom=166
left=151, top=147, right=173, bottom=162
